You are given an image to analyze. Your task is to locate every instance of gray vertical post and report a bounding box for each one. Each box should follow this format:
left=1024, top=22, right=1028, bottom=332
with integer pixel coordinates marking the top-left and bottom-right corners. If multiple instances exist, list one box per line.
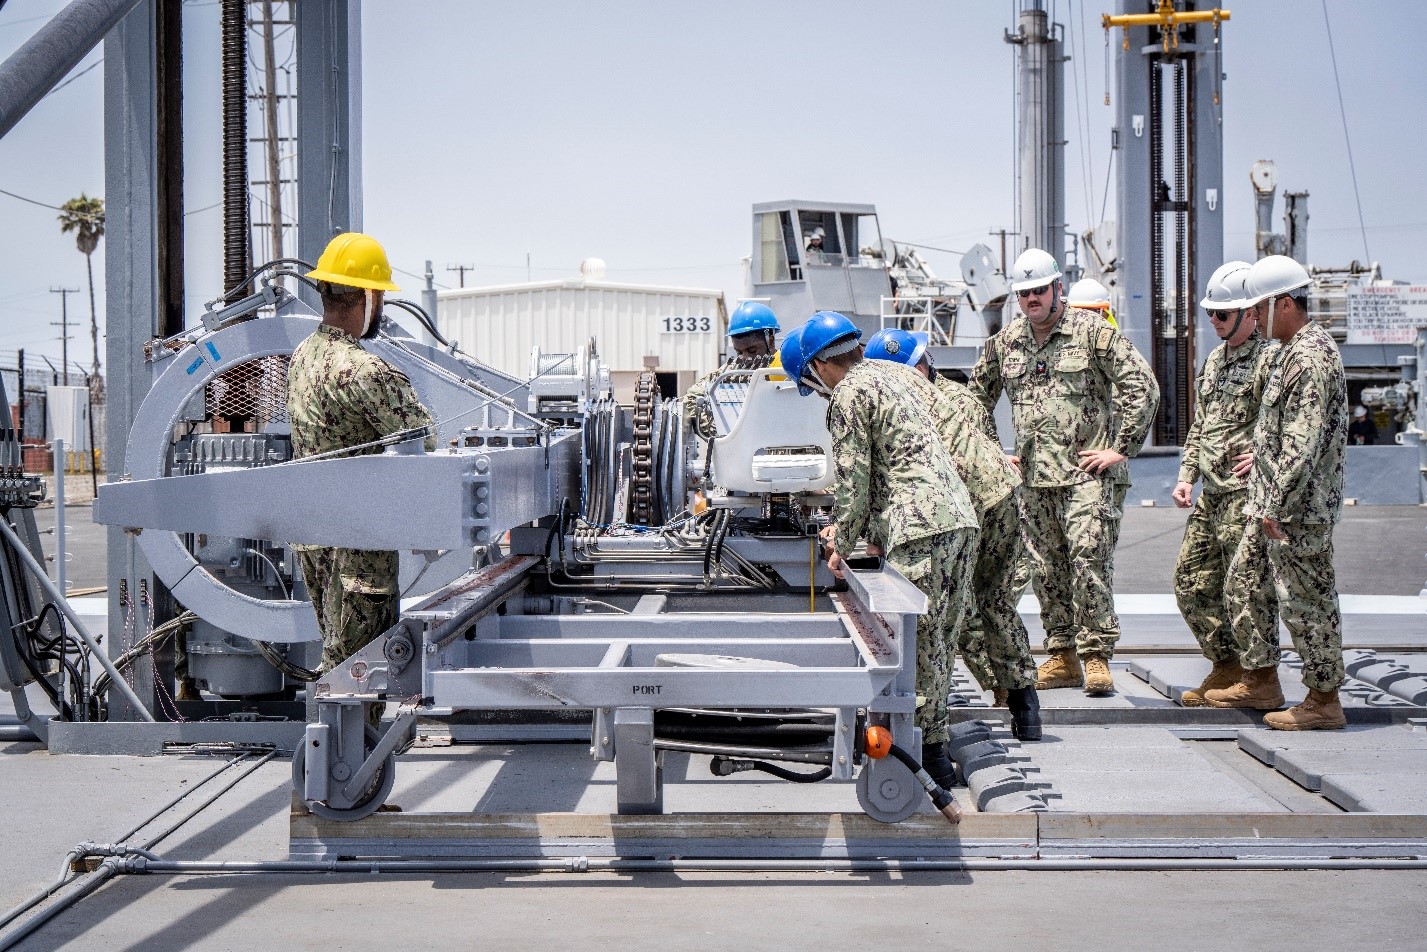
left=295, top=0, right=363, bottom=311
left=613, top=707, right=662, bottom=815
left=104, top=0, right=183, bottom=720
left=53, top=439, right=66, bottom=594
left=422, top=260, right=439, bottom=346
left=1114, top=0, right=1154, bottom=367
left=1192, top=36, right=1225, bottom=371
left=1284, top=191, right=1309, bottom=264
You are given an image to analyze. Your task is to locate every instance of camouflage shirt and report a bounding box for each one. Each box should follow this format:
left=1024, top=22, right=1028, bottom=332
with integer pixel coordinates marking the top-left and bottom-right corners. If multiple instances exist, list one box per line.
left=1245, top=322, right=1347, bottom=525
left=896, top=370, right=1020, bottom=514
left=287, top=324, right=436, bottom=461
left=969, top=306, right=1160, bottom=488
left=827, top=360, right=978, bottom=556
left=936, top=376, right=1001, bottom=440
left=1178, top=333, right=1277, bottom=494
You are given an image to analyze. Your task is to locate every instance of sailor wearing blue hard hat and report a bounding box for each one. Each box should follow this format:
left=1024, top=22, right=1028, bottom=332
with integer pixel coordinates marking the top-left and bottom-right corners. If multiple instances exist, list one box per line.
left=682, top=301, right=782, bottom=442
left=788, top=311, right=982, bottom=795
left=865, top=327, right=1042, bottom=740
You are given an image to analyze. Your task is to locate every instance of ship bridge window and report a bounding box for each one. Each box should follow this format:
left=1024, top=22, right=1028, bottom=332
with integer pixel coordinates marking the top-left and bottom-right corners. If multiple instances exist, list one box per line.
left=842, top=213, right=882, bottom=265
left=758, top=211, right=801, bottom=283
left=798, top=211, right=842, bottom=261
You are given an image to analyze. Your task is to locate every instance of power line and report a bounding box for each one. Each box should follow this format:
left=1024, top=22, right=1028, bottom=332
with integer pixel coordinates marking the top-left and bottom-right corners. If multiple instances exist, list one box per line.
left=44, top=57, right=102, bottom=97
left=1321, top=0, right=1371, bottom=263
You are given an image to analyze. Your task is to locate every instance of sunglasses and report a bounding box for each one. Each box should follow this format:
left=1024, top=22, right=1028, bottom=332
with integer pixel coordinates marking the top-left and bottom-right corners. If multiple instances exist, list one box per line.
left=1016, top=283, right=1053, bottom=298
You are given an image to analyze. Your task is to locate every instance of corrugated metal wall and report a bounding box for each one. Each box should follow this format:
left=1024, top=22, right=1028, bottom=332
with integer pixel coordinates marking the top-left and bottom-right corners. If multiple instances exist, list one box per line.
left=437, top=280, right=728, bottom=380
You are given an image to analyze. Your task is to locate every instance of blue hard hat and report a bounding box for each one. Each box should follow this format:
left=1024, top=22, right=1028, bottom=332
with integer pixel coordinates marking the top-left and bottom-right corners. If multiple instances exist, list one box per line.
left=786, top=311, right=862, bottom=396
left=865, top=329, right=929, bottom=369
left=728, top=301, right=780, bottom=338
left=778, top=327, right=809, bottom=395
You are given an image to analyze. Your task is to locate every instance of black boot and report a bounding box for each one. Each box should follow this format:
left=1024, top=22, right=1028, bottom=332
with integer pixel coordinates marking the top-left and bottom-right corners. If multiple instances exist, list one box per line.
left=920, top=741, right=959, bottom=789
left=1006, top=687, right=1043, bottom=742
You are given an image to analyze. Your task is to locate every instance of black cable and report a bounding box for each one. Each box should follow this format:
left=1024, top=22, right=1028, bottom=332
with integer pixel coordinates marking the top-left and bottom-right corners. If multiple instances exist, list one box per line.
left=216, top=257, right=315, bottom=303
left=254, top=641, right=318, bottom=683
left=383, top=298, right=451, bottom=348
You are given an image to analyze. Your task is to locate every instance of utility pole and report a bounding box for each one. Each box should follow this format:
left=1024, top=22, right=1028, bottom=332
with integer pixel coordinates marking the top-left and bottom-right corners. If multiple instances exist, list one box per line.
left=989, top=228, right=1020, bottom=273
left=446, top=263, right=475, bottom=288
left=49, top=286, right=79, bottom=385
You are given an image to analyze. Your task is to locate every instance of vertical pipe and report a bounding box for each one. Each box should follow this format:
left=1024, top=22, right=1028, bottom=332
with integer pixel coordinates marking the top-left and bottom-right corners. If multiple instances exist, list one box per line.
left=1284, top=191, right=1309, bottom=263
left=259, top=0, right=284, bottom=264
left=221, top=0, right=250, bottom=294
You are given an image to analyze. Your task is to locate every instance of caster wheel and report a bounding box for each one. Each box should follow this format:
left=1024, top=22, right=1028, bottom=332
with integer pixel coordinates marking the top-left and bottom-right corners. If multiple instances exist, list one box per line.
left=291, top=724, right=396, bottom=822
left=856, top=754, right=921, bottom=823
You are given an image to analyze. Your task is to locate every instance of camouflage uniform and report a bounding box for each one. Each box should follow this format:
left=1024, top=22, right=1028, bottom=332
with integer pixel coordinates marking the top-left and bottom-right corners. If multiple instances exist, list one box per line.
left=970, top=306, right=1159, bottom=659
left=910, top=372, right=1036, bottom=691
left=1174, top=333, right=1280, bottom=667
left=287, top=324, right=436, bottom=674
left=1244, top=322, right=1348, bottom=691
left=828, top=360, right=979, bottom=744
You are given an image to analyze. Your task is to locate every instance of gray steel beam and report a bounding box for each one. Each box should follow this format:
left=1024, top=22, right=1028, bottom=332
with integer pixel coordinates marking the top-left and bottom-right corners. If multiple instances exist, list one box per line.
left=0, top=0, right=143, bottom=139
left=295, top=0, right=362, bottom=308
left=103, top=0, right=166, bottom=719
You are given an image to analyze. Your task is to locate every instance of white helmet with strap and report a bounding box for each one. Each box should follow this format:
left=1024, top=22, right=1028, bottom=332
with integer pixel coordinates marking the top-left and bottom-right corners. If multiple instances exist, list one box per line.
left=1008, top=248, right=1063, bottom=292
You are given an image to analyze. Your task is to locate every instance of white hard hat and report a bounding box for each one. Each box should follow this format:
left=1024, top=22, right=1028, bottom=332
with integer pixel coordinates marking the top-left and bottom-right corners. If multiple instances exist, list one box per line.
left=1245, top=255, right=1312, bottom=305
left=1067, top=278, right=1111, bottom=308
left=811, top=227, right=825, bottom=239
left=1200, top=260, right=1253, bottom=310
left=1217, top=269, right=1255, bottom=310
left=1009, top=248, right=1063, bottom=292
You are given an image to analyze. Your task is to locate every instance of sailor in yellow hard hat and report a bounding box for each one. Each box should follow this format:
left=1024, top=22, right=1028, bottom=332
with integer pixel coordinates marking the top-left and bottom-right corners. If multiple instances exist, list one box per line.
left=288, top=234, right=436, bottom=721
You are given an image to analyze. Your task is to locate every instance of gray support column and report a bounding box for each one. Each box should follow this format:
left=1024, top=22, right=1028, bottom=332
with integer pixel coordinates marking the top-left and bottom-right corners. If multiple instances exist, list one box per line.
left=1192, top=40, right=1225, bottom=373
left=103, top=1, right=161, bottom=719
left=295, top=0, right=363, bottom=309
left=1113, top=0, right=1153, bottom=366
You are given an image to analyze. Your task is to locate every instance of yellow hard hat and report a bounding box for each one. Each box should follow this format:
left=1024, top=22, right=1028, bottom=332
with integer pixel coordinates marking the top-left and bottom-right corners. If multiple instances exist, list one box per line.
left=306, top=232, right=401, bottom=291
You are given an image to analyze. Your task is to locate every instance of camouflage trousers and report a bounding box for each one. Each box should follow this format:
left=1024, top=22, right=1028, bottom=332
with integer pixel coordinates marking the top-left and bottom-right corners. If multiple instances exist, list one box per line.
left=1265, top=523, right=1344, bottom=691
left=1021, top=479, right=1128, bottom=659
left=957, top=493, right=1036, bottom=690
left=295, top=546, right=400, bottom=674
left=888, top=528, right=977, bottom=745
left=1176, top=489, right=1279, bottom=667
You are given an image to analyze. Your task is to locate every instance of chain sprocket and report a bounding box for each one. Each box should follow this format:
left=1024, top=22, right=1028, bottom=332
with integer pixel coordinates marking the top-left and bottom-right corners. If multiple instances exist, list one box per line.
left=630, top=371, right=661, bottom=526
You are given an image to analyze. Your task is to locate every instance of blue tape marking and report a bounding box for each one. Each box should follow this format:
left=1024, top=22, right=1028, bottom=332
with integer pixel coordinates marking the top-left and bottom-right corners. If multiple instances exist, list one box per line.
left=185, top=356, right=205, bottom=375
left=205, top=341, right=221, bottom=361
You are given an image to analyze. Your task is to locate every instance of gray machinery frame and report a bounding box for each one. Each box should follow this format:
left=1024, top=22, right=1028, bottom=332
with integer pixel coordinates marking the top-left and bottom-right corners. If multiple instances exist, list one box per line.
left=1112, top=0, right=1225, bottom=444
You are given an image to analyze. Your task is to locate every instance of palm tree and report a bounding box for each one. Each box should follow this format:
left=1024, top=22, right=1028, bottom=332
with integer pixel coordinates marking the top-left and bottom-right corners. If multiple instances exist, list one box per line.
left=58, top=194, right=105, bottom=396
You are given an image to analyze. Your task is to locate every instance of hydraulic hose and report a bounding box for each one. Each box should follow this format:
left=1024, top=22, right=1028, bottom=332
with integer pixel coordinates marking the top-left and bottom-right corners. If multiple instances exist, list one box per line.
left=885, top=741, right=964, bottom=825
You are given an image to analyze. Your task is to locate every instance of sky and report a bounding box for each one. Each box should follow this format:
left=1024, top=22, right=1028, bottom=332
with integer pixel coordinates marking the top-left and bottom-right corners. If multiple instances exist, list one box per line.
left=1, top=0, right=1425, bottom=374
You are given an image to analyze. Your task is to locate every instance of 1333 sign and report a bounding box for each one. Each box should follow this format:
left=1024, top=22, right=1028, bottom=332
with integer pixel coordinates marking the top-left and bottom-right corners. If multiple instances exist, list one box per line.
left=660, top=316, right=714, bottom=333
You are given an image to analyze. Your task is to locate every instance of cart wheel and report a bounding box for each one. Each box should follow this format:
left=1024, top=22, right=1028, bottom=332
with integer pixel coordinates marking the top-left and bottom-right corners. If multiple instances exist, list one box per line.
left=856, top=754, right=921, bottom=823
left=291, top=724, right=396, bottom=822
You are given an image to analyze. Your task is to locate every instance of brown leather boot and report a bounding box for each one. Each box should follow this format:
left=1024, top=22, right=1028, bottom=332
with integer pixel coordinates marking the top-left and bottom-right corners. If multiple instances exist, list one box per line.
left=992, top=688, right=1009, bottom=707
left=1083, top=655, right=1115, bottom=695
left=1264, top=688, right=1347, bottom=731
left=1205, top=665, right=1285, bottom=710
left=1035, top=650, right=1083, bottom=690
left=1180, top=658, right=1244, bottom=707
